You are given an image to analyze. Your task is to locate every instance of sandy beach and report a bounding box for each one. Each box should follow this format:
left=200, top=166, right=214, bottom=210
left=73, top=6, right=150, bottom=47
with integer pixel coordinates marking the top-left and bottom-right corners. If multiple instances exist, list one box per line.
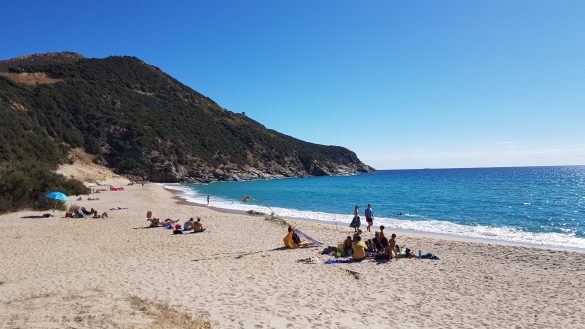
left=1, top=183, right=584, bottom=329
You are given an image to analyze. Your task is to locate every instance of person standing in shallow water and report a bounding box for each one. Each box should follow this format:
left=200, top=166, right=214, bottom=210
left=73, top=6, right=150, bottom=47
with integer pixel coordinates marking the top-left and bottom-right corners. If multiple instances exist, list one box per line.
left=207, top=195, right=210, bottom=206
left=365, top=203, right=374, bottom=232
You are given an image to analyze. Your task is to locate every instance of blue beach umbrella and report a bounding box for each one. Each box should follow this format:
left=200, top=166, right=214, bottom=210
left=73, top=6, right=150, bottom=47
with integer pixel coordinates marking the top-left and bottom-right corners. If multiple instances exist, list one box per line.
left=46, top=192, right=69, bottom=201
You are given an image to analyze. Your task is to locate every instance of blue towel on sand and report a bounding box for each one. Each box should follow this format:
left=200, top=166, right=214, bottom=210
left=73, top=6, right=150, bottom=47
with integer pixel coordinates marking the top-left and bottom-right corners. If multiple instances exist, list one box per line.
left=324, top=259, right=355, bottom=264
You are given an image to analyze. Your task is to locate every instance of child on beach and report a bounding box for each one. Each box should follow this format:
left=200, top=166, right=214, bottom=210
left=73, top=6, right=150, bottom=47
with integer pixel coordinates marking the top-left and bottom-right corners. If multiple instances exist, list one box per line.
left=387, top=234, right=398, bottom=259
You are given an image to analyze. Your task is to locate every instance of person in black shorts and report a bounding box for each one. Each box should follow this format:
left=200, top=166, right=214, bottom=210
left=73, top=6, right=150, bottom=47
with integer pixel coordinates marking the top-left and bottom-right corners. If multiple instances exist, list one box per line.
left=365, top=203, right=374, bottom=232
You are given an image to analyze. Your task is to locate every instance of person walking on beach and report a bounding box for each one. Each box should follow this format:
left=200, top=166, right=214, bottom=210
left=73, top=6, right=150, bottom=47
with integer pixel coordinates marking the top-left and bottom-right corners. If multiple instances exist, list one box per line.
left=207, top=195, right=210, bottom=206
left=365, top=203, right=374, bottom=232
left=349, top=205, right=361, bottom=231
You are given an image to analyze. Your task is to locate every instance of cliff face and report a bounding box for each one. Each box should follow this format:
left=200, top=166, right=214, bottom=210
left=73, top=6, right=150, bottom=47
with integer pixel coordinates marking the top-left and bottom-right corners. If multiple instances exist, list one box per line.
left=0, top=52, right=374, bottom=183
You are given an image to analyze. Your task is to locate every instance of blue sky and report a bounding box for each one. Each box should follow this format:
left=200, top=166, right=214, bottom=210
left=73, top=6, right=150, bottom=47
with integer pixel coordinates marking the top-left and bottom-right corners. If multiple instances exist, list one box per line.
left=2, top=0, right=584, bottom=169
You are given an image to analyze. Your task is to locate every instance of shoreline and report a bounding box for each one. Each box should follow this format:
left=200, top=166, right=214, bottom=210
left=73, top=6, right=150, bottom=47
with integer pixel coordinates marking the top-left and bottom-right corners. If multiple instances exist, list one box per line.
left=166, top=184, right=585, bottom=254
left=2, top=183, right=585, bottom=328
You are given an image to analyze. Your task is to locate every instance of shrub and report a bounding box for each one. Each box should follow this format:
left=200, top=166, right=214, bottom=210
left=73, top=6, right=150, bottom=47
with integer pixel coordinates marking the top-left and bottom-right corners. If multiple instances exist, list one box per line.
left=0, top=161, right=89, bottom=213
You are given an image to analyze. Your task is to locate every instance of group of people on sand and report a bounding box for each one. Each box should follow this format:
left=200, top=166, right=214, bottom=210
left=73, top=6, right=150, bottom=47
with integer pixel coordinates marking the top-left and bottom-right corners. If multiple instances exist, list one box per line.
left=146, top=211, right=205, bottom=235
left=346, top=203, right=419, bottom=261
left=344, top=227, right=415, bottom=261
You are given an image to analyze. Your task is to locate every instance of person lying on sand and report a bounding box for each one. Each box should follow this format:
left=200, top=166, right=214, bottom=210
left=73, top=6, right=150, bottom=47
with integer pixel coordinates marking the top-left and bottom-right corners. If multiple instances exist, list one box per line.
left=173, top=224, right=183, bottom=234
left=192, top=218, right=205, bottom=233
left=162, top=219, right=179, bottom=229
left=80, top=207, right=96, bottom=216
left=92, top=212, right=109, bottom=219
left=183, top=218, right=194, bottom=231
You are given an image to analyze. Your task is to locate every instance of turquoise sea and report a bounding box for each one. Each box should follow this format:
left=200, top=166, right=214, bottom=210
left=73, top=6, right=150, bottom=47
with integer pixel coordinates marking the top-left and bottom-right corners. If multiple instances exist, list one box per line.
left=167, top=166, right=585, bottom=250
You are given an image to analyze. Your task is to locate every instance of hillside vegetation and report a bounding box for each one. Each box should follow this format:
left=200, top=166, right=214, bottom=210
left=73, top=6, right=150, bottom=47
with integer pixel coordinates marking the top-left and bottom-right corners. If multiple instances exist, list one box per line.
left=0, top=52, right=373, bottom=212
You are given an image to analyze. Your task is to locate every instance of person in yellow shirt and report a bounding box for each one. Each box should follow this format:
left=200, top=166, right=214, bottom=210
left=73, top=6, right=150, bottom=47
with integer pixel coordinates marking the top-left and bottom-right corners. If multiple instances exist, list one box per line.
left=352, top=235, right=368, bottom=260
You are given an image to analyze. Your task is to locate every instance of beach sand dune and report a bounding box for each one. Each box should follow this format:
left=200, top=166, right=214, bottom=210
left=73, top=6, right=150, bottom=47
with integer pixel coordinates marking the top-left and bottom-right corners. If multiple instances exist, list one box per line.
left=1, top=184, right=584, bottom=328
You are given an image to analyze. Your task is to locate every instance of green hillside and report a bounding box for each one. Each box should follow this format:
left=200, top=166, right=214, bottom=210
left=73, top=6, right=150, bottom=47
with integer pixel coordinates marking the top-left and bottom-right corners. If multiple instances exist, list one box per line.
left=0, top=52, right=373, bottom=185
left=0, top=52, right=373, bottom=212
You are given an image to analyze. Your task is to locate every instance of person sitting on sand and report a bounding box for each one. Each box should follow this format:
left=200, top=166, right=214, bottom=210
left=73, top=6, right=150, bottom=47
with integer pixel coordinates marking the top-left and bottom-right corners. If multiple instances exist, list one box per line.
left=343, top=236, right=353, bottom=256
left=283, top=226, right=316, bottom=249
left=365, top=239, right=375, bottom=252
left=192, top=217, right=205, bottom=233
left=379, top=225, right=386, bottom=239
left=386, top=233, right=398, bottom=259
left=352, top=235, right=368, bottom=260
left=284, top=226, right=301, bottom=249
left=372, top=231, right=382, bottom=252
left=183, top=218, right=194, bottom=231
left=380, top=234, right=389, bottom=251
left=352, top=229, right=363, bottom=241
left=147, top=217, right=161, bottom=228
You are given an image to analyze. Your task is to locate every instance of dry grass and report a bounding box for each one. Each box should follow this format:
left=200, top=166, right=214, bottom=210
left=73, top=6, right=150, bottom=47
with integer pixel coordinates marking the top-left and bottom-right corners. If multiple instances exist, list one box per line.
left=246, top=209, right=266, bottom=216
left=264, top=213, right=288, bottom=226
left=128, top=296, right=212, bottom=329
left=9, top=100, right=28, bottom=112
left=341, top=268, right=361, bottom=280
left=132, top=89, right=155, bottom=96
left=0, top=72, right=62, bottom=85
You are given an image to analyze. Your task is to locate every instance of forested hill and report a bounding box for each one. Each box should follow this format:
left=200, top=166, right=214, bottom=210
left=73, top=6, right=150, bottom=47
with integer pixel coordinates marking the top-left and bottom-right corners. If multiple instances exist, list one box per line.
left=0, top=52, right=374, bottom=183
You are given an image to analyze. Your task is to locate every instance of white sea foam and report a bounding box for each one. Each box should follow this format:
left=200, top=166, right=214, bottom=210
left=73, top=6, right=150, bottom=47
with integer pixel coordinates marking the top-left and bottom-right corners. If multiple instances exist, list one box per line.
left=164, top=184, right=585, bottom=251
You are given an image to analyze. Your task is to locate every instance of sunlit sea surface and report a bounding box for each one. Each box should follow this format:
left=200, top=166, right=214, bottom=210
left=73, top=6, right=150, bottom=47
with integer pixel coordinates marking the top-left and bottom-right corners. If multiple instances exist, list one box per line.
left=167, top=166, right=585, bottom=250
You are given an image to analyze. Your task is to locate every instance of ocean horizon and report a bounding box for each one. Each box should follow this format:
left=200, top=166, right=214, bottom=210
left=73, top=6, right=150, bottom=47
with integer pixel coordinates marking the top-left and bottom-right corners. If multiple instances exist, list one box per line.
left=167, top=165, right=585, bottom=251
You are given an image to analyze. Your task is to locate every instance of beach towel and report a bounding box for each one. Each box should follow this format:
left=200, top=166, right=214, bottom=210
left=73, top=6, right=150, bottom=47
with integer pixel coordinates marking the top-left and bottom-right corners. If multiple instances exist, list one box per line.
left=324, top=259, right=355, bottom=264
left=296, top=229, right=323, bottom=246
left=420, top=253, right=440, bottom=260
